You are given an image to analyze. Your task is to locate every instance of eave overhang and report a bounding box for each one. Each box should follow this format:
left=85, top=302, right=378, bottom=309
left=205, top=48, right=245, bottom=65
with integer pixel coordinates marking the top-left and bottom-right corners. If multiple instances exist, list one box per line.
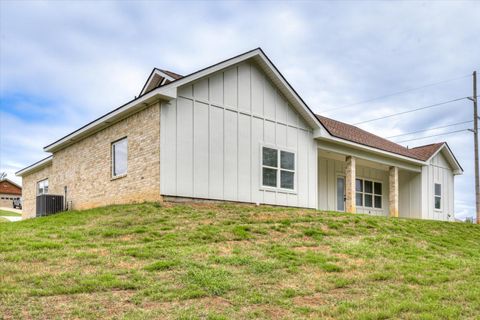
left=15, top=156, right=53, bottom=177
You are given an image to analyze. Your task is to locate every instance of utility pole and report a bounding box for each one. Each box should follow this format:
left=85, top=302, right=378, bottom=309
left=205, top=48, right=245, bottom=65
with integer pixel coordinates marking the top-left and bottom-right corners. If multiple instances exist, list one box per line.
left=471, top=71, right=479, bottom=224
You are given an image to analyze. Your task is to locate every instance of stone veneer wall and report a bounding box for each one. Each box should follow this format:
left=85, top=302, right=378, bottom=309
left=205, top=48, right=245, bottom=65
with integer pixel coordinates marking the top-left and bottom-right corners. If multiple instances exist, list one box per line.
left=21, top=103, right=161, bottom=218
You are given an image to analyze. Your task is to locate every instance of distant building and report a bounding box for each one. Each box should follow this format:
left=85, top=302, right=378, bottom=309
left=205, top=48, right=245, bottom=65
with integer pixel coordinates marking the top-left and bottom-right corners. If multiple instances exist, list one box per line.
left=0, top=179, right=22, bottom=208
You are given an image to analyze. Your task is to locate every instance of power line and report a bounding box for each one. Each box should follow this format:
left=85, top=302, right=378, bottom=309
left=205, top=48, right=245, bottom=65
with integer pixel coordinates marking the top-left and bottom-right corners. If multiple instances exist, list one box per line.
left=395, top=129, right=471, bottom=144
left=387, top=120, right=473, bottom=139
left=352, top=97, right=468, bottom=125
left=322, top=74, right=470, bottom=113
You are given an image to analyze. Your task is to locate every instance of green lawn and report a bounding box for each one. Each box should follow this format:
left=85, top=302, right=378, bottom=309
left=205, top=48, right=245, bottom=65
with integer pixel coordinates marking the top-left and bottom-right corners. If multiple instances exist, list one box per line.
left=0, top=209, right=21, bottom=217
left=0, top=203, right=479, bottom=319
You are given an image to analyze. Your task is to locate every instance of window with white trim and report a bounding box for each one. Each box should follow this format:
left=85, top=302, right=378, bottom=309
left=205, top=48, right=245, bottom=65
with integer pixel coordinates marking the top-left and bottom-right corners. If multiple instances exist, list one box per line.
left=262, top=147, right=295, bottom=190
left=112, top=138, right=128, bottom=177
left=37, top=179, right=49, bottom=195
left=434, top=183, right=442, bottom=210
left=356, top=178, right=382, bottom=209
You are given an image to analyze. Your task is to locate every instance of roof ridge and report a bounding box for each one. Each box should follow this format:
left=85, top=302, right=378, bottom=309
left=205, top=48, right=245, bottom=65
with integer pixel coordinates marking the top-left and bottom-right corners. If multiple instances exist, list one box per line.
left=316, top=114, right=399, bottom=144
left=156, top=68, right=183, bottom=79
left=409, top=142, right=445, bottom=150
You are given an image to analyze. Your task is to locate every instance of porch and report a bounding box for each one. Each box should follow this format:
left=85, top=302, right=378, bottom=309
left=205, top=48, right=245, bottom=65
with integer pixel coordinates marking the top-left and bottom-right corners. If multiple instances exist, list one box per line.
left=317, top=143, right=423, bottom=218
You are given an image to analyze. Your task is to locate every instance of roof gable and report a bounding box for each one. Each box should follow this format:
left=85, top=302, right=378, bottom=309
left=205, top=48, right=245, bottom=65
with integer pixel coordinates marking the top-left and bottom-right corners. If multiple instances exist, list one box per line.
left=409, top=143, right=444, bottom=161
left=0, top=179, right=22, bottom=194
left=155, top=48, right=325, bottom=130
left=139, top=68, right=183, bottom=96
left=43, top=48, right=327, bottom=153
left=426, top=143, right=463, bottom=174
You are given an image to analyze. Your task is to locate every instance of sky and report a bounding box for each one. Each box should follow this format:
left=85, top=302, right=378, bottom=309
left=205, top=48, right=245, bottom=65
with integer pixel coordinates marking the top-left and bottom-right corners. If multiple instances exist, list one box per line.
left=0, top=1, right=479, bottom=220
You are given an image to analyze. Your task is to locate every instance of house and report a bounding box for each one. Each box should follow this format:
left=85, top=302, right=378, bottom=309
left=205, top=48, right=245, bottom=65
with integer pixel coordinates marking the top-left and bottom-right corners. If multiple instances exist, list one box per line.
left=0, top=178, right=22, bottom=208
left=16, top=48, right=463, bottom=221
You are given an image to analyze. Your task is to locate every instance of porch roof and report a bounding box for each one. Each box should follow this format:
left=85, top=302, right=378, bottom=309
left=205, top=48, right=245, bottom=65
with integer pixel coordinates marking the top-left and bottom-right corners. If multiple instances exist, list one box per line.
left=316, top=115, right=445, bottom=162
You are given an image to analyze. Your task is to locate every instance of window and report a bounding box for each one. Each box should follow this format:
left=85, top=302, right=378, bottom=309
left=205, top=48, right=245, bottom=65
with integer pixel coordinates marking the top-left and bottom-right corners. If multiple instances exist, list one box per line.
left=434, top=183, right=442, bottom=210
left=262, top=146, right=295, bottom=190
left=356, top=178, right=382, bottom=209
left=112, top=138, right=128, bottom=177
left=37, top=179, right=49, bottom=195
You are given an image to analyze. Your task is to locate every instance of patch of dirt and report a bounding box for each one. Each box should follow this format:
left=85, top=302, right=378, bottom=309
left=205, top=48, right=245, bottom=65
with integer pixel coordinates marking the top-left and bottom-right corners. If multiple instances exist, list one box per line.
left=293, top=293, right=326, bottom=307
left=21, top=290, right=137, bottom=320
left=142, top=296, right=232, bottom=316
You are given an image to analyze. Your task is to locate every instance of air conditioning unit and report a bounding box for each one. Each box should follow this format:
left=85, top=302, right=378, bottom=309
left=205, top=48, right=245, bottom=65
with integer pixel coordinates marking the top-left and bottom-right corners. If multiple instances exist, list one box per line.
left=36, top=194, right=64, bottom=217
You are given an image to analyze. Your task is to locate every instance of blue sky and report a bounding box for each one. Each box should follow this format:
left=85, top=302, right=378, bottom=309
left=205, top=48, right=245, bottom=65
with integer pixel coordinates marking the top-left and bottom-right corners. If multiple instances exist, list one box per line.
left=1, top=1, right=479, bottom=219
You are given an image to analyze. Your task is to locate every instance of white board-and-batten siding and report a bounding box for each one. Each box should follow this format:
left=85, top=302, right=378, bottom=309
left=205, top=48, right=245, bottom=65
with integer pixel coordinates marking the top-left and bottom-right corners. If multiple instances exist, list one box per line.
left=398, top=170, right=422, bottom=219
left=421, top=151, right=455, bottom=221
left=160, top=61, right=318, bottom=208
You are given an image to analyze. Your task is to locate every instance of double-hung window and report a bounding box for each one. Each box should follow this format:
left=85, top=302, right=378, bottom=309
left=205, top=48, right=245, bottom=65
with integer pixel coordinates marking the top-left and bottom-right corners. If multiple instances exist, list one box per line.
left=262, top=146, right=295, bottom=191
left=37, top=179, right=49, bottom=195
left=355, top=178, right=382, bottom=209
left=434, top=183, right=442, bottom=210
left=112, top=138, right=128, bottom=178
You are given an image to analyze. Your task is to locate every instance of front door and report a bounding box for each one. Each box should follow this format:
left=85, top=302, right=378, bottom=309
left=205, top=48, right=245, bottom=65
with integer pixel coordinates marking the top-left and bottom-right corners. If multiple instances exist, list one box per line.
left=336, top=176, right=346, bottom=212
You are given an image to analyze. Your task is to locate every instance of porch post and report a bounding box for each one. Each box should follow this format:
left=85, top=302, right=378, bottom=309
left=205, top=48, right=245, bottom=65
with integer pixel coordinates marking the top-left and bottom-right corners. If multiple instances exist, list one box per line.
left=345, top=156, right=356, bottom=213
left=389, top=166, right=399, bottom=217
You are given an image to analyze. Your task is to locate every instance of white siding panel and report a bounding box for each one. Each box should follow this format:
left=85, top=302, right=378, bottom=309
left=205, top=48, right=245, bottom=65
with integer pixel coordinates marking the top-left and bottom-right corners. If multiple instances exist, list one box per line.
left=224, top=110, right=238, bottom=200
left=251, top=65, right=264, bottom=116
left=286, top=104, right=298, bottom=127
left=264, top=120, right=276, bottom=145
left=297, top=131, right=309, bottom=207
left=176, top=97, right=194, bottom=196
left=238, top=63, right=251, bottom=113
left=309, top=139, right=318, bottom=208
left=178, top=84, right=193, bottom=99
left=224, top=67, right=237, bottom=108
left=287, top=127, right=299, bottom=206
left=264, top=80, right=276, bottom=120
left=318, top=158, right=328, bottom=210
left=251, top=117, right=264, bottom=205
left=194, top=78, right=209, bottom=101
left=399, top=171, right=422, bottom=219
left=422, top=152, right=455, bottom=221
left=276, top=92, right=288, bottom=124
left=193, top=101, right=209, bottom=198
left=276, top=123, right=287, bottom=148
left=160, top=101, right=177, bottom=195
left=264, top=190, right=276, bottom=205
left=238, top=114, right=251, bottom=202
left=160, top=60, right=317, bottom=209
left=209, top=106, right=224, bottom=199
left=209, top=73, right=223, bottom=106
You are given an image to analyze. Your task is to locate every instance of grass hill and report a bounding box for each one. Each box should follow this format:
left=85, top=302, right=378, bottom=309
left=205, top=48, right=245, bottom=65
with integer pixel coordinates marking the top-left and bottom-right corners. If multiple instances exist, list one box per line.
left=0, top=203, right=479, bottom=319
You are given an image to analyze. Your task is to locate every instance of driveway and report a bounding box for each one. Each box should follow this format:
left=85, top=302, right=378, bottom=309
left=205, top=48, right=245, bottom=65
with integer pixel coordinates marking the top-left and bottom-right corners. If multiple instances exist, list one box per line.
left=0, top=206, right=22, bottom=214
left=1, top=216, right=22, bottom=222
left=0, top=206, right=23, bottom=222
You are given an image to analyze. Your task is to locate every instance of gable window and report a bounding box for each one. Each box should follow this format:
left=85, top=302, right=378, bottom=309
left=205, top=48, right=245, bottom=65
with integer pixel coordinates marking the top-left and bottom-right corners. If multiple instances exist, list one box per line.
left=262, top=146, right=295, bottom=191
left=112, top=138, right=128, bottom=177
left=356, top=178, right=382, bottom=209
left=37, top=179, right=49, bottom=195
left=434, top=183, right=442, bottom=210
